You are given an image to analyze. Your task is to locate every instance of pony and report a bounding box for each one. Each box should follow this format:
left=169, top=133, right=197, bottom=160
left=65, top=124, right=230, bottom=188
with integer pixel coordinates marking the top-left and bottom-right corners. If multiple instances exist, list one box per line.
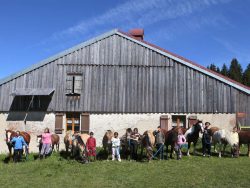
left=238, top=130, right=250, bottom=157
left=209, top=126, right=220, bottom=152
left=102, top=130, right=114, bottom=159
left=120, top=128, right=133, bottom=159
left=64, top=131, right=74, bottom=155
left=5, top=129, right=31, bottom=159
left=37, top=134, right=60, bottom=153
left=164, top=127, right=187, bottom=159
left=185, top=121, right=204, bottom=156
left=140, top=130, right=155, bottom=160
left=212, top=129, right=239, bottom=157
left=71, top=134, right=89, bottom=163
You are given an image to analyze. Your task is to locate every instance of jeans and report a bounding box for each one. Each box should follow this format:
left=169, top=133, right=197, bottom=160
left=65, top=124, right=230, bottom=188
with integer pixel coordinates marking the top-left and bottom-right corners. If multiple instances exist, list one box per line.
left=40, top=143, right=51, bottom=156
left=202, top=142, right=211, bottom=156
left=156, top=143, right=164, bottom=160
left=129, top=140, right=138, bottom=160
left=112, top=147, right=121, bottom=160
left=14, top=149, right=23, bottom=162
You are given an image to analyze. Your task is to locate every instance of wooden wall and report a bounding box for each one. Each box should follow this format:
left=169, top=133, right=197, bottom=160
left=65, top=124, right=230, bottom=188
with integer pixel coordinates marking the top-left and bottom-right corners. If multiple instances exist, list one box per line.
left=0, top=34, right=249, bottom=123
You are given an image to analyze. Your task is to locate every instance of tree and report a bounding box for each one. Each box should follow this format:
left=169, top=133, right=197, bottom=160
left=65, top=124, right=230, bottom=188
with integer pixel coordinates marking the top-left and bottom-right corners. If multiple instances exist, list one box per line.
left=221, top=63, right=229, bottom=76
left=228, top=58, right=243, bottom=83
left=208, top=64, right=217, bottom=72
left=242, top=63, right=250, bottom=87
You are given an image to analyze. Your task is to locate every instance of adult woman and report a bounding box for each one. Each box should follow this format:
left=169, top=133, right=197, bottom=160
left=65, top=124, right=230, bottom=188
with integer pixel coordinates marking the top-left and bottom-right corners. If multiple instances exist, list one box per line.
left=40, top=128, right=52, bottom=159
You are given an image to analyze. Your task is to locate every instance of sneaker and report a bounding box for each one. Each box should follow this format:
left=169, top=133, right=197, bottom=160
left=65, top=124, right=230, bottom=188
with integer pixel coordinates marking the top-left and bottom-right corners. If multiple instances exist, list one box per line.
left=118, top=159, right=121, bottom=162
left=203, top=154, right=206, bottom=157
left=208, top=155, right=211, bottom=157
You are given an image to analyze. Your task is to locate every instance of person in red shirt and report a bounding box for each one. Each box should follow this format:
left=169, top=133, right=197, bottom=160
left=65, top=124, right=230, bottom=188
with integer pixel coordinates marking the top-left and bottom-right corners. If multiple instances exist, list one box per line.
left=86, top=132, right=96, bottom=160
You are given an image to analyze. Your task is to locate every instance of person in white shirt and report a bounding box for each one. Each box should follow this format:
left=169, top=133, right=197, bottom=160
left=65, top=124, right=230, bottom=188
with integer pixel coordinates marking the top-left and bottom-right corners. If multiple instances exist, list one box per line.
left=111, top=132, right=121, bottom=162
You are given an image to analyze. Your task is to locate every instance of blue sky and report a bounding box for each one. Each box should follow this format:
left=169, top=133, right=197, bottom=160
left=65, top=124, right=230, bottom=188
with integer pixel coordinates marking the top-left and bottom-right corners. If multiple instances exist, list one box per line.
left=1, top=0, right=250, bottom=80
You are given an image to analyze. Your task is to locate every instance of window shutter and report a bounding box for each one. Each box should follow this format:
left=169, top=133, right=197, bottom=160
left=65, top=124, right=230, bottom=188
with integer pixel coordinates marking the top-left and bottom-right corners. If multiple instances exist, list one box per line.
left=81, top=113, right=89, bottom=134
left=74, top=75, right=82, bottom=94
left=55, top=113, right=64, bottom=134
left=160, top=115, right=169, bottom=131
left=66, top=75, right=73, bottom=93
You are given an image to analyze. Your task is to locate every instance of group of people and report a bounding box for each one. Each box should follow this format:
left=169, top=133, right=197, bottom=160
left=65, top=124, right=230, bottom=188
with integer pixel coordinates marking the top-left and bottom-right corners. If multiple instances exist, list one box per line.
left=9, top=121, right=240, bottom=163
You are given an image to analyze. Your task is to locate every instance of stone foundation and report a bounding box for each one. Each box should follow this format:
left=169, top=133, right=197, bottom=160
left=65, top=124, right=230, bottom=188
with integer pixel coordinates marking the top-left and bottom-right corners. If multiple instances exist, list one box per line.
left=0, top=112, right=236, bottom=153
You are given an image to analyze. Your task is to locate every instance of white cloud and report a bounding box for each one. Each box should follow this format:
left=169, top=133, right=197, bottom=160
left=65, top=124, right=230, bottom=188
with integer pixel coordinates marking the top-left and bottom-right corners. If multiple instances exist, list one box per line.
left=48, top=0, right=232, bottom=41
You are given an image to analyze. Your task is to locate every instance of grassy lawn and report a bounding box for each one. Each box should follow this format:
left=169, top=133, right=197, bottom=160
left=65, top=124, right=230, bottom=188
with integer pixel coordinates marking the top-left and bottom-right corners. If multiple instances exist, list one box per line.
left=0, top=145, right=249, bottom=188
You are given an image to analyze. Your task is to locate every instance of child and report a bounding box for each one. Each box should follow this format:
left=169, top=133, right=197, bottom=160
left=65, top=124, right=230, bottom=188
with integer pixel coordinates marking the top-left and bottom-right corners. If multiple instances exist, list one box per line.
left=86, top=132, right=96, bottom=160
left=154, top=126, right=165, bottom=160
left=202, top=122, right=212, bottom=157
left=111, top=132, right=121, bottom=162
left=175, top=128, right=186, bottom=160
left=10, top=131, right=28, bottom=163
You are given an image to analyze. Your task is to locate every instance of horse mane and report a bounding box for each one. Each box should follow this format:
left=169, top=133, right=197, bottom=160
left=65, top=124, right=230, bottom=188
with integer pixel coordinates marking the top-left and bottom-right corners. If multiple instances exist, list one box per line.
left=225, top=130, right=239, bottom=146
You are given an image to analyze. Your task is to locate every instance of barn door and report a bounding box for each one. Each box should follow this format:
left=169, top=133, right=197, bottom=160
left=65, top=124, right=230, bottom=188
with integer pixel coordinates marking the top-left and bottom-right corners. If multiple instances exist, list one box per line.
left=188, top=116, right=198, bottom=128
left=160, top=115, right=169, bottom=131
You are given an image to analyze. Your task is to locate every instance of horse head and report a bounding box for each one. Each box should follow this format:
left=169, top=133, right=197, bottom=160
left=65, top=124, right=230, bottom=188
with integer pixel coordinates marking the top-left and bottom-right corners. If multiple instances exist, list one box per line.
left=194, top=121, right=204, bottom=133
left=103, top=130, right=113, bottom=145
left=5, top=129, right=15, bottom=143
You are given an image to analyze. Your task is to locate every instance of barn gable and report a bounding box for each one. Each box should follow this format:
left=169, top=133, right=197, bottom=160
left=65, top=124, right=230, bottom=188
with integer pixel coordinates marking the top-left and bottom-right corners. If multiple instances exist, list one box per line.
left=0, top=29, right=249, bottom=125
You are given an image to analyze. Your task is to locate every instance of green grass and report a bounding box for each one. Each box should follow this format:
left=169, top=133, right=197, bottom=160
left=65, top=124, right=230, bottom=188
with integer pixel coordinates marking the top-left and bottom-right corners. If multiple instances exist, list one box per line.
left=0, top=145, right=249, bottom=188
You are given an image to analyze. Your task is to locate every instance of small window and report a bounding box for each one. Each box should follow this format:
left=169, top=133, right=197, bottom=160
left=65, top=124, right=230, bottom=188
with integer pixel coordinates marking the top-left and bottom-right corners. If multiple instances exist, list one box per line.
left=66, top=73, right=82, bottom=96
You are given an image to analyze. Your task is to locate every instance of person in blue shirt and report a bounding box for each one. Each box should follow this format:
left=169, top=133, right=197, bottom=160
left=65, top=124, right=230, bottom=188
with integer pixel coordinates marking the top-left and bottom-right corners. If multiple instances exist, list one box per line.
left=10, top=131, right=28, bottom=162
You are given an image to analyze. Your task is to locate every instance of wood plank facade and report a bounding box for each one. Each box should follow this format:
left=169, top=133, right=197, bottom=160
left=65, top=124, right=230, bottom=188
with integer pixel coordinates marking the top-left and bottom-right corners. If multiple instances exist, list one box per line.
left=0, top=30, right=249, bottom=125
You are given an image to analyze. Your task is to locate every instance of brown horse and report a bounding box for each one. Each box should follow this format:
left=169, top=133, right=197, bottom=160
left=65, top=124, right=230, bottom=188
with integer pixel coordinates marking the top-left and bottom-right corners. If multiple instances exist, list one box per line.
left=238, top=130, right=250, bottom=157
left=102, top=130, right=114, bottom=159
left=64, top=131, right=74, bottom=154
left=140, top=130, right=155, bottom=160
left=5, top=129, right=31, bottom=157
left=71, top=133, right=89, bottom=162
left=37, top=134, right=60, bottom=152
left=164, top=127, right=187, bottom=159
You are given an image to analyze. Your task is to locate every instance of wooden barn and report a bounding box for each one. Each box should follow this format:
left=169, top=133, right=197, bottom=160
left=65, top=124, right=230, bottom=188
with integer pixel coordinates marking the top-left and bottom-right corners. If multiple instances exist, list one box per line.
left=0, top=29, right=249, bottom=151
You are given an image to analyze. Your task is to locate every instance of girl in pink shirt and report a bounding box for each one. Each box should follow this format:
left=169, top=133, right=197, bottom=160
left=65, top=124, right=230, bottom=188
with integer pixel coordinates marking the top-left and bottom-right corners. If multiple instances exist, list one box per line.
left=175, top=129, right=186, bottom=160
left=40, top=128, right=52, bottom=159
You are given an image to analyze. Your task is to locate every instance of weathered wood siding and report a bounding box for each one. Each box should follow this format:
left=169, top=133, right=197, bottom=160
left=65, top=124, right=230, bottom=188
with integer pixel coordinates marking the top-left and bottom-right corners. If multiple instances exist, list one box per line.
left=0, top=34, right=249, bottom=123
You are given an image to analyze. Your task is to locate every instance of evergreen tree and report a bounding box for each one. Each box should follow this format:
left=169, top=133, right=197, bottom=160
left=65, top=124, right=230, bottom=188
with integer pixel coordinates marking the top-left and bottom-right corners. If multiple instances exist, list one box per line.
left=208, top=64, right=217, bottom=72
left=228, top=58, right=243, bottom=83
left=243, top=63, right=250, bottom=87
left=221, top=63, right=229, bottom=76
left=216, top=67, right=220, bottom=73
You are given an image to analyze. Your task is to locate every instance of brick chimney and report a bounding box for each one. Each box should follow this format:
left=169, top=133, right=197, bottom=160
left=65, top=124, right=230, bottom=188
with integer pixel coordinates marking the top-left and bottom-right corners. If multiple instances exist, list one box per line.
left=129, top=29, right=144, bottom=40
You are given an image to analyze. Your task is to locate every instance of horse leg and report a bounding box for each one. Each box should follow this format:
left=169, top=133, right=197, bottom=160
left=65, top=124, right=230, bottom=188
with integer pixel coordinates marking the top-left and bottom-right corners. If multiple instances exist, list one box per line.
left=170, top=144, right=174, bottom=159
left=57, top=143, right=60, bottom=152
left=248, top=144, right=250, bottom=157
left=193, top=141, right=197, bottom=155
left=187, top=142, right=191, bottom=156
left=165, top=144, right=168, bottom=160
left=222, top=143, right=227, bottom=157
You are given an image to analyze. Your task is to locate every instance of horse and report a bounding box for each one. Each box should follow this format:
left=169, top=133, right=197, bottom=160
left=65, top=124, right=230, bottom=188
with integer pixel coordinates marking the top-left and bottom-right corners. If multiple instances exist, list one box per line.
left=102, top=130, right=114, bottom=159
left=164, top=127, right=187, bottom=159
left=37, top=134, right=60, bottom=153
left=5, top=129, right=31, bottom=159
left=71, top=134, right=89, bottom=163
left=238, top=130, right=250, bottom=157
left=185, top=121, right=204, bottom=156
left=140, top=130, right=155, bottom=160
left=208, top=126, right=220, bottom=152
left=120, top=128, right=133, bottom=159
left=64, top=131, right=74, bottom=155
left=212, top=129, right=239, bottom=157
